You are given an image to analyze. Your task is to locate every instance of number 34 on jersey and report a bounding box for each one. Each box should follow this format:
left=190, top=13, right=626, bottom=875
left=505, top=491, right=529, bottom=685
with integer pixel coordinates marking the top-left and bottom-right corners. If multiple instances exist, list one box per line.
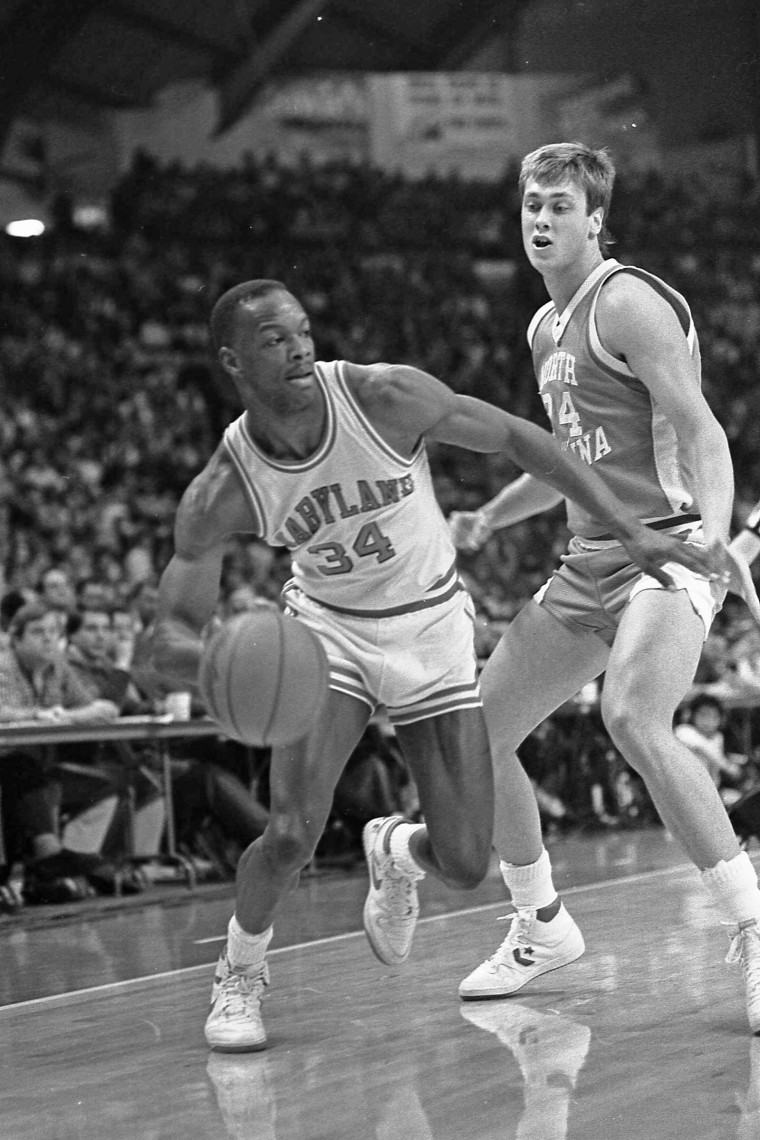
left=541, top=387, right=611, bottom=467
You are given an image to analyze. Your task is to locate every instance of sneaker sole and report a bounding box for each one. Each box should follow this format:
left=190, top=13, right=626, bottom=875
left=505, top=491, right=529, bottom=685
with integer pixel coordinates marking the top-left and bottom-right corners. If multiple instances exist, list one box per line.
left=459, top=943, right=585, bottom=1000
left=206, top=1039, right=267, bottom=1053
left=362, top=895, right=411, bottom=967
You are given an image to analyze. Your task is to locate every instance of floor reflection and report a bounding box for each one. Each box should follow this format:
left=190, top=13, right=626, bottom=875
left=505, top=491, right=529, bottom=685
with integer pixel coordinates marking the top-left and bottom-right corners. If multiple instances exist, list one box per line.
left=460, top=1002, right=590, bottom=1140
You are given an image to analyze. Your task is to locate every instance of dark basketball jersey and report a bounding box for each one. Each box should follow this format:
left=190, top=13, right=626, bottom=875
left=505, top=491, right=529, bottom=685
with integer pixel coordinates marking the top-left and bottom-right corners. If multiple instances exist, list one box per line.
left=528, top=259, right=701, bottom=538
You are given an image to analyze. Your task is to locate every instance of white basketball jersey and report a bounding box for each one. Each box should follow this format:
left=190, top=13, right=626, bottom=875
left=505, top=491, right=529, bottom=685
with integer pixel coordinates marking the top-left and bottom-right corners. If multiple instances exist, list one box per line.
left=222, top=360, right=461, bottom=617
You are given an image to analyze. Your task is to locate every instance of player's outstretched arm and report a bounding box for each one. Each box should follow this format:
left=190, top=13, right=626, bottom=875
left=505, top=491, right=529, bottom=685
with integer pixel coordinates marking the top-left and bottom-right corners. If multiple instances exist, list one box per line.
left=448, top=401, right=732, bottom=586
left=353, top=364, right=726, bottom=587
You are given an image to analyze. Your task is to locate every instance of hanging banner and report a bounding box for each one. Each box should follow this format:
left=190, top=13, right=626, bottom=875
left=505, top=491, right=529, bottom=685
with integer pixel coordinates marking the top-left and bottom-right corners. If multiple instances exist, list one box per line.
left=367, top=72, right=586, bottom=180
left=114, top=76, right=370, bottom=170
left=114, top=71, right=661, bottom=180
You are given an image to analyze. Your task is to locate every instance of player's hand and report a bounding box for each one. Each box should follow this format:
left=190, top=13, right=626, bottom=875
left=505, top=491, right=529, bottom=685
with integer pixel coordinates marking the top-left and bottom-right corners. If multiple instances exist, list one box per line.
left=620, top=531, right=760, bottom=624
left=618, top=528, right=725, bottom=589
left=449, top=510, right=493, bottom=552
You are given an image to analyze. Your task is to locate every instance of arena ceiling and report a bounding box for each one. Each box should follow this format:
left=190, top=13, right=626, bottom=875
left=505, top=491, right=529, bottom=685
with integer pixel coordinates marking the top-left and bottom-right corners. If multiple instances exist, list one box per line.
left=0, top=0, right=525, bottom=149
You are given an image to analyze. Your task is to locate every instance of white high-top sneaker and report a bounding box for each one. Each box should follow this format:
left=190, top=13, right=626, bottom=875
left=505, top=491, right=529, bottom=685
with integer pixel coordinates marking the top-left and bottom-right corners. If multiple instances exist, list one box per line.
left=204, top=951, right=269, bottom=1052
left=459, top=903, right=585, bottom=1000
left=362, top=816, right=424, bottom=966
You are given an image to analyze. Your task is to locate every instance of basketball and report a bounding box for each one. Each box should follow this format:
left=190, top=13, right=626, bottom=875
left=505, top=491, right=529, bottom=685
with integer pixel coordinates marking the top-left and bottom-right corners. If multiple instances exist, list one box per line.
left=198, top=608, right=329, bottom=746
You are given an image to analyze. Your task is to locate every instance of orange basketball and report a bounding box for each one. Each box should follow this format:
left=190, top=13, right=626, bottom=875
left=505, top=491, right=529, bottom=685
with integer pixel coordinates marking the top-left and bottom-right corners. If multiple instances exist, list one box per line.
left=198, top=608, right=329, bottom=746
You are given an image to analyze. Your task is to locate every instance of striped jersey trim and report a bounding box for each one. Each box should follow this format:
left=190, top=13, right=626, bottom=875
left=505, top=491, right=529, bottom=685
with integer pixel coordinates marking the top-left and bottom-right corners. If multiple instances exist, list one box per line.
left=551, top=259, right=614, bottom=345
left=327, top=663, right=375, bottom=711
left=389, top=682, right=482, bottom=726
left=527, top=301, right=554, bottom=349
left=236, top=363, right=338, bottom=473
left=224, top=437, right=266, bottom=534
left=333, top=361, right=421, bottom=468
left=587, top=264, right=697, bottom=380
left=425, top=562, right=458, bottom=592
left=591, top=512, right=701, bottom=542
left=293, top=572, right=464, bottom=619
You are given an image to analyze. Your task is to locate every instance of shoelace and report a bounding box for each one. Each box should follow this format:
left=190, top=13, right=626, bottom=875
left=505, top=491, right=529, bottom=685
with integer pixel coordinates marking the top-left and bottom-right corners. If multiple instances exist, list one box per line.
left=724, top=921, right=756, bottom=966
left=379, top=865, right=419, bottom=915
left=490, top=909, right=536, bottom=964
left=218, top=962, right=270, bottom=1014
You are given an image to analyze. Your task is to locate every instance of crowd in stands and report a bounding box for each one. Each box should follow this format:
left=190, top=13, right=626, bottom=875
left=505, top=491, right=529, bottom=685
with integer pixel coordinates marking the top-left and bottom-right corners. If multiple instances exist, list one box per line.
left=1, top=149, right=759, bottom=907
left=0, top=573, right=413, bottom=909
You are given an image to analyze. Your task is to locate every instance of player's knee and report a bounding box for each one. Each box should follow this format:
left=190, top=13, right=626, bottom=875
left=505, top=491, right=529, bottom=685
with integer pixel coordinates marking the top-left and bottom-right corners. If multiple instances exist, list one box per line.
left=601, top=693, right=627, bottom=739
left=446, top=859, right=488, bottom=891
left=257, top=816, right=319, bottom=873
left=601, top=694, right=639, bottom=748
left=437, top=838, right=490, bottom=890
left=601, top=693, right=660, bottom=759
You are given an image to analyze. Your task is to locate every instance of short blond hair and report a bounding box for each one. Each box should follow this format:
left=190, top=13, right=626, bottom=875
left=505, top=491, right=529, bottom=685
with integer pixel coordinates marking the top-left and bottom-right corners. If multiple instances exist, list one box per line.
left=520, top=142, right=615, bottom=250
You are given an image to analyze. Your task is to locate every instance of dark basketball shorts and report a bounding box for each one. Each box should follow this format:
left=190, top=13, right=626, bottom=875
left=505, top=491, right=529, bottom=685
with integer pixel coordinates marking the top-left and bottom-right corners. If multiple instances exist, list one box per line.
left=533, top=527, right=720, bottom=646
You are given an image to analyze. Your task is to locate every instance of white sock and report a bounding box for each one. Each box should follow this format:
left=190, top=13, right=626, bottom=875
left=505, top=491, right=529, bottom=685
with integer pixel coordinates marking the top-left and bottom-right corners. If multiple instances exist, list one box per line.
left=389, top=821, right=426, bottom=878
left=701, top=851, right=760, bottom=926
left=227, top=916, right=273, bottom=970
left=500, top=848, right=558, bottom=911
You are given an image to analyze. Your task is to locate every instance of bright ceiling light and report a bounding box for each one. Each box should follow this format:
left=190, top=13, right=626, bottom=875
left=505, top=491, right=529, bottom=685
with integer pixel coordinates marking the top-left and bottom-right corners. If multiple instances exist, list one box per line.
left=5, top=218, right=46, bottom=237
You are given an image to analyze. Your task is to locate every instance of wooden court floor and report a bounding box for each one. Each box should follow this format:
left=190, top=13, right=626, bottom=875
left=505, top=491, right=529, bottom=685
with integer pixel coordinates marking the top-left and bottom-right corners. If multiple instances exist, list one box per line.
left=1, top=827, right=759, bottom=1140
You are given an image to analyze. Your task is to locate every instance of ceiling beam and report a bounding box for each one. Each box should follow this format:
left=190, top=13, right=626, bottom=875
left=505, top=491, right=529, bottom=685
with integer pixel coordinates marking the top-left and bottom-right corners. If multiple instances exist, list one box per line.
left=328, top=1, right=428, bottom=61
left=106, top=1, right=237, bottom=61
left=216, top=0, right=331, bottom=134
left=432, top=0, right=527, bottom=71
left=39, top=73, right=145, bottom=111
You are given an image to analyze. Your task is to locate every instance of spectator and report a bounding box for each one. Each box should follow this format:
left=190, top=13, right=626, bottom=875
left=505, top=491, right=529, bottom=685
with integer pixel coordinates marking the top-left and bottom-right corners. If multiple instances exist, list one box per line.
left=66, top=606, right=135, bottom=708
left=60, top=604, right=164, bottom=863
left=0, top=587, right=37, bottom=648
left=675, top=695, right=748, bottom=807
left=0, top=601, right=117, bottom=900
left=109, top=602, right=141, bottom=670
left=37, top=567, right=76, bottom=637
left=75, top=577, right=117, bottom=614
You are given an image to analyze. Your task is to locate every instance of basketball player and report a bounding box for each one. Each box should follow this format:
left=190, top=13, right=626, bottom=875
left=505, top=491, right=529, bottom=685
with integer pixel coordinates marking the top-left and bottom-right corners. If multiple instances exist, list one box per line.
left=449, top=142, right=760, bottom=1033
left=152, top=278, right=730, bottom=1052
